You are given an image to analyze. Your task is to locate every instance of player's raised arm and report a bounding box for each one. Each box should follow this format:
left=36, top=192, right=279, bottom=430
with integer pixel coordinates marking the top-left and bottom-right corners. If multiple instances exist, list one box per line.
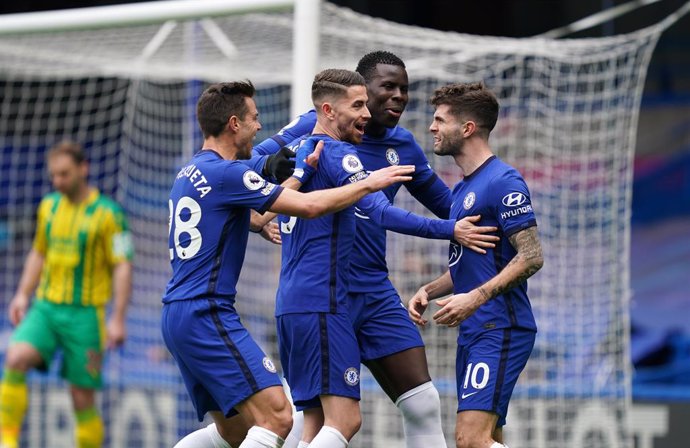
left=269, top=164, right=414, bottom=219
left=249, top=137, right=324, bottom=231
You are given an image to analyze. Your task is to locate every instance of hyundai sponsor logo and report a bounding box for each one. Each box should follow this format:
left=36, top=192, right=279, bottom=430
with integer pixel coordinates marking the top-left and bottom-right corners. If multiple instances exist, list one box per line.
left=501, top=205, right=533, bottom=220
left=502, top=192, right=527, bottom=207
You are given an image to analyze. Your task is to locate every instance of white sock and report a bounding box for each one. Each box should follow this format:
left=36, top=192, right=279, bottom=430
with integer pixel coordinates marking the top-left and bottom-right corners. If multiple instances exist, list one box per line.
left=395, top=382, right=446, bottom=448
left=283, top=411, right=304, bottom=448
left=308, top=426, right=348, bottom=448
left=239, top=426, right=285, bottom=448
left=174, top=423, right=232, bottom=448
left=297, top=443, right=309, bottom=448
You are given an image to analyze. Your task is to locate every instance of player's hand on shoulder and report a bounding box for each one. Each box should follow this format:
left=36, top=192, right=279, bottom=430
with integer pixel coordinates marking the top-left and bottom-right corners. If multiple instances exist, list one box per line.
left=259, top=221, right=281, bottom=245
left=292, top=138, right=323, bottom=183
left=364, top=165, right=415, bottom=191
left=8, top=293, right=30, bottom=326
left=264, top=146, right=296, bottom=184
left=453, top=215, right=499, bottom=254
left=407, top=287, right=430, bottom=327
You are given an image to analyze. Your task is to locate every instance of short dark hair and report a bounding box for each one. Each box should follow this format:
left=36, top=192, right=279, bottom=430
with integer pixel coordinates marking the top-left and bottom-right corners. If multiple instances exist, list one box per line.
left=311, top=69, right=366, bottom=105
left=47, top=141, right=87, bottom=164
left=430, top=82, right=499, bottom=137
left=356, top=51, right=405, bottom=82
left=197, top=81, right=255, bottom=138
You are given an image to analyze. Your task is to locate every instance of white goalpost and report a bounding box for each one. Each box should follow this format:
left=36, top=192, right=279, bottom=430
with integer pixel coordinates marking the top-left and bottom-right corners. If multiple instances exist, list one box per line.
left=0, top=1, right=687, bottom=447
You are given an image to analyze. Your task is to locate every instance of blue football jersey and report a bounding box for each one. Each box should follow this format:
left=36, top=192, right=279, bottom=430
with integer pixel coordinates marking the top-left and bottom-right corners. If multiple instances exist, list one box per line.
left=350, top=126, right=451, bottom=292
left=275, top=136, right=369, bottom=315
left=448, top=156, right=538, bottom=338
left=163, top=150, right=283, bottom=304
left=260, top=111, right=453, bottom=294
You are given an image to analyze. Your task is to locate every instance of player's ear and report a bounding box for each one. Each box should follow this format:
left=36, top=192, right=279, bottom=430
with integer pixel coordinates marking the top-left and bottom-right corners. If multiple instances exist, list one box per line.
left=321, top=102, right=335, bottom=120
left=227, top=115, right=240, bottom=133
left=79, top=161, right=89, bottom=178
left=462, top=120, right=477, bottom=138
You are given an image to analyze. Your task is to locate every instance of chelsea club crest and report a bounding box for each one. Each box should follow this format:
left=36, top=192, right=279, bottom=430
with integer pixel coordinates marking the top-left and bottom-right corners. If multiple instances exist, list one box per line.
left=262, top=357, right=277, bottom=373
left=344, top=367, right=360, bottom=386
left=463, top=192, right=476, bottom=210
left=385, top=148, right=400, bottom=165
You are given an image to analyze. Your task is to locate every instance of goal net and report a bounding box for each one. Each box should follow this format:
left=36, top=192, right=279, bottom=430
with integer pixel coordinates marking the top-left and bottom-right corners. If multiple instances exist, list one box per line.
left=0, top=1, right=684, bottom=447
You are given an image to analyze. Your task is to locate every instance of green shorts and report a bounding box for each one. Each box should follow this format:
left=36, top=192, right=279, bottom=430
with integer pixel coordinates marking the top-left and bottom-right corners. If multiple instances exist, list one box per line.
left=10, top=300, right=106, bottom=389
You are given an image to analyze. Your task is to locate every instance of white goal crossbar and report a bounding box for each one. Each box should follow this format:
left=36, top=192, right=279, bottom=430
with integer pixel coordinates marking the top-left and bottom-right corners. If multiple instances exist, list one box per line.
left=0, top=0, right=320, bottom=116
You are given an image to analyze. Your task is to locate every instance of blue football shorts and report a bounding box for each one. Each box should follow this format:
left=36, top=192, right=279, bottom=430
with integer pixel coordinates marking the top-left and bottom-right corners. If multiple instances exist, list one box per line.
left=347, top=290, right=424, bottom=361
left=161, top=298, right=283, bottom=421
left=456, top=328, right=536, bottom=427
left=277, top=312, right=361, bottom=411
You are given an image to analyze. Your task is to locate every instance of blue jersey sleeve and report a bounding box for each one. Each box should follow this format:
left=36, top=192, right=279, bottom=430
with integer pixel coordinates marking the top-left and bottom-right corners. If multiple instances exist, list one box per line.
left=356, top=192, right=455, bottom=240
left=327, top=143, right=455, bottom=240
left=406, top=167, right=452, bottom=219
left=220, top=164, right=283, bottom=213
left=490, top=170, right=537, bottom=237
left=330, top=145, right=370, bottom=186
left=241, top=154, right=268, bottom=174
left=252, top=110, right=317, bottom=156
left=397, top=139, right=451, bottom=218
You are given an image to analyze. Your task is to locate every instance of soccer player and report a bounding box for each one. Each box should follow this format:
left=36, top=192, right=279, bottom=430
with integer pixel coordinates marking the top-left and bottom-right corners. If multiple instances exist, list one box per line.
left=162, top=81, right=414, bottom=448
left=0, top=141, right=134, bottom=448
left=265, top=51, right=499, bottom=447
left=408, top=82, right=544, bottom=448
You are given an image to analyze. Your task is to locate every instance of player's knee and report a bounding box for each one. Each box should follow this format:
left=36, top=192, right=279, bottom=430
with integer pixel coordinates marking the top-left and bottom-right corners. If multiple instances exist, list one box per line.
left=339, top=412, right=362, bottom=440
left=396, top=381, right=441, bottom=422
left=4, top=345, right=37, bottom=372
left=455, top=430, right=486, bottom=448
left=351, top=413, right=362, bottom=436
left=274, top=406, right=294, bottom=439
left=415, top=384, right=441, bottom=416
left=258, top=399, right=292, bottom=439
left=455, top=432, right=471, bottom=448
left=213, top=423, right=242, bottom=448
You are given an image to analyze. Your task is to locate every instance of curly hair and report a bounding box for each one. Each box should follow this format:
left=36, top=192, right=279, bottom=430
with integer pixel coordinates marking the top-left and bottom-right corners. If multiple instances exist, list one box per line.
left=431, top=82, right=499, bottom=135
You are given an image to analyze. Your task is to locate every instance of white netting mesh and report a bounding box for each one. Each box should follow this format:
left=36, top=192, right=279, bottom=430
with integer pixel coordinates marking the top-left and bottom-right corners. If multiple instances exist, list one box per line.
left=0, top=1, right=679, bottom=447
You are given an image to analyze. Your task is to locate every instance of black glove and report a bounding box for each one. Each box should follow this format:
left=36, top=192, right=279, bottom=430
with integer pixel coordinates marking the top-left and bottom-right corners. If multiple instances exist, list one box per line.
left=263, top=147, right=296, bottom=183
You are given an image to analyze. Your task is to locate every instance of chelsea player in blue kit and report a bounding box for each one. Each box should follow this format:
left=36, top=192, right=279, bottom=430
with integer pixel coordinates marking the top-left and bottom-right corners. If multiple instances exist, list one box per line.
left=408, top=83, right=544, bottom=448
left=162, top=81, right=415, bottom=448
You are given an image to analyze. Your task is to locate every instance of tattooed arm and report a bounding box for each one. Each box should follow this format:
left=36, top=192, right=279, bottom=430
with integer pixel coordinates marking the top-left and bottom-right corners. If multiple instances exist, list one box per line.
left=432, top=226, right=544, bottom=327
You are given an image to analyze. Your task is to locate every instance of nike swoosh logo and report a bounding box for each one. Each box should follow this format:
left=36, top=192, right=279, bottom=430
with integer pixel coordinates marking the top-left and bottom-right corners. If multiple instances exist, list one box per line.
left=461, top=391, right=479, bottom=399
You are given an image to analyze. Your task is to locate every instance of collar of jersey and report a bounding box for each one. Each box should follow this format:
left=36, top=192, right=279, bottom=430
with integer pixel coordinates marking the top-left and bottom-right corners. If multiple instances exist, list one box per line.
left=463, top=155, right=497, bottom=181
left=197, top=148, right=224, bottom=159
